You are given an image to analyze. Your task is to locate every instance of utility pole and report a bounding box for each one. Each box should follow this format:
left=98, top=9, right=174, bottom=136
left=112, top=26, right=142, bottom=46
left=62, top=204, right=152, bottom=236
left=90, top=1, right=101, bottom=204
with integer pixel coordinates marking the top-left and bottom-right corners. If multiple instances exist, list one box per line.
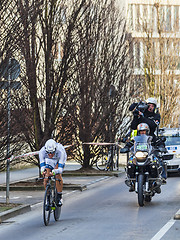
left=109, top=85, right=116, bottom=171
left=0, top=57, right=21, bottom=204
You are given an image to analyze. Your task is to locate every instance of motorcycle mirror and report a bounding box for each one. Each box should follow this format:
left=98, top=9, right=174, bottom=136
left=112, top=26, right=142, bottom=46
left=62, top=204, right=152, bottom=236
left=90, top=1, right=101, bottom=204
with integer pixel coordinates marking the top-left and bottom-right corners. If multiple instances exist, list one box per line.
left=158, top=147, right=167, bottom=153
left=161, top=136, right=166, bottom=142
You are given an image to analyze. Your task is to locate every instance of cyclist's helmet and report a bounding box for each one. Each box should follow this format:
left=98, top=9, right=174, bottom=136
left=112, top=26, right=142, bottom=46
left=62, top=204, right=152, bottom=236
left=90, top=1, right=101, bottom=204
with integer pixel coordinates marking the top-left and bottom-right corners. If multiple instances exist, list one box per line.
left=45, top=139, right=56, bottom=153
left=146, top=97, right=157, bottom=108
left=137, top=123, right=150, bottom=135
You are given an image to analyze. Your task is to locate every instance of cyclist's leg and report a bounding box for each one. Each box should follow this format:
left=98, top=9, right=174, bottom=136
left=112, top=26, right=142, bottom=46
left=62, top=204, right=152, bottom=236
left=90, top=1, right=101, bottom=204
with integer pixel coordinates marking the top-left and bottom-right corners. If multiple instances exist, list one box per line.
left=43, top=168, right=51, bottom=189
left=55, top=164, right=63, bottom=206
left=54, top=163, right=63, bottom=191
left=43, top=169, right=52, bottom=213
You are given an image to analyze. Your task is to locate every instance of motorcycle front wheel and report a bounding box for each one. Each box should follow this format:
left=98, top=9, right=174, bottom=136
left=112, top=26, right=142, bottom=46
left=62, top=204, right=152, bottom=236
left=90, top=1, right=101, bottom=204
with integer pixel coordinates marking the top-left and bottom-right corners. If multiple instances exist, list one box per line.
left=138, top=174, right=144, bottom=207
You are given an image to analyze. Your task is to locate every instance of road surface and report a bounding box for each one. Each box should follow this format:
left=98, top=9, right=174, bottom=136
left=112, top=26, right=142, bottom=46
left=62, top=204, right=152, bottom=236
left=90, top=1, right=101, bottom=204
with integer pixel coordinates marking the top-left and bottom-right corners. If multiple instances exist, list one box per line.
left=0, top=173, right=180, bottom=240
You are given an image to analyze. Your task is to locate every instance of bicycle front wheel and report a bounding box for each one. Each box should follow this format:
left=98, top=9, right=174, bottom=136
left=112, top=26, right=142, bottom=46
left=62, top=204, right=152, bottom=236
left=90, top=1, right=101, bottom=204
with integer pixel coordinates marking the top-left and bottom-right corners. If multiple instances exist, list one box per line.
left=53, top=190, right=61, bottom=221
left=96, top=154, right=108, bottom=171
left=43, top=185, right=51, bottom=226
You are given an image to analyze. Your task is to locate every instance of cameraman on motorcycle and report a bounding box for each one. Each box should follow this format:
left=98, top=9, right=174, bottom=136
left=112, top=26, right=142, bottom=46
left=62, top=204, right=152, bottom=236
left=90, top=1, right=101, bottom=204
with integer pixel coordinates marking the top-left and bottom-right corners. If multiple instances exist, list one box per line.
left=130, top=98, right=159, bottom=137
left=121, top=98, right=162, bottom=149
left=130, top=98, right=166, bottom=152
left=121, top=98, right=167, bottom=185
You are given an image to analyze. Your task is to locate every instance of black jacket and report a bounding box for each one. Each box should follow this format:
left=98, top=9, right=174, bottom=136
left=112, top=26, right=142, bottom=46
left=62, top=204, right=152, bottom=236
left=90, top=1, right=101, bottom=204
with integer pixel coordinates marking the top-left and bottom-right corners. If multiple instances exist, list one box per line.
left=131, top=108, right=160, bottom=136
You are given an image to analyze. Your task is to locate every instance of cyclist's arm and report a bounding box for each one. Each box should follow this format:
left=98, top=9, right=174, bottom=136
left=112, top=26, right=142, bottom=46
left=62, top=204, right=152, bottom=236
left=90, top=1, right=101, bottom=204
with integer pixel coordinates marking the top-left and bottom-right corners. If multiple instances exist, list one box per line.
left=52, top=145, right=67, bottom=175
left=39, top=147, right=46, bottom=174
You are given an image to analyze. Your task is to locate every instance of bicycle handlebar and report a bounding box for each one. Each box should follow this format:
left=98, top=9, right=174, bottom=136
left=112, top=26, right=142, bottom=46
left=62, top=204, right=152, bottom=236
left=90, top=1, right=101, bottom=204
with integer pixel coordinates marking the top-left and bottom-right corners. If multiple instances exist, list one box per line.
left=36, top=176, right=61, bottom=182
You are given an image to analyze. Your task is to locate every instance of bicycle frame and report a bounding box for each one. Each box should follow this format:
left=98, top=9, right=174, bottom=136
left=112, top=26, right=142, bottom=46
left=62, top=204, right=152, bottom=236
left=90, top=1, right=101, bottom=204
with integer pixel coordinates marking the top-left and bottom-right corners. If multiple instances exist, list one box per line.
left=38, top=176, right=61, bottom=226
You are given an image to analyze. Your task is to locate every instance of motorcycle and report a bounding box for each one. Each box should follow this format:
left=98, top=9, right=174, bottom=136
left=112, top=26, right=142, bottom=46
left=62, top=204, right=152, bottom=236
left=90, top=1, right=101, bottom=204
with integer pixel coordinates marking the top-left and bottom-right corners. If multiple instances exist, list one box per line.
left=123, top=134, right=165, bottom=207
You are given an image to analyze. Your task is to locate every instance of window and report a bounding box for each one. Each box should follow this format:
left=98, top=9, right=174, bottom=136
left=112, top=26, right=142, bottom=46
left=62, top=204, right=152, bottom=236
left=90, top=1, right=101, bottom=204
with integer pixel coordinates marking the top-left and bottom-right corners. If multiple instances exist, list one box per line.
left=160, top=6, right=166, bottom=31
left=128, top=4, right=133, bottom=31
left=152, top=5, right=157, bottom=32
left=166, top=6, right=172, bottom=31
left=142, top=4, right=148, bottom=31
left=134, top=41, right=140, bottom=69
left=165, top=136, right=180, bottom=146
left=174, top=6, right=179, bottom=32
left=135, top=4, right=141, bottom=32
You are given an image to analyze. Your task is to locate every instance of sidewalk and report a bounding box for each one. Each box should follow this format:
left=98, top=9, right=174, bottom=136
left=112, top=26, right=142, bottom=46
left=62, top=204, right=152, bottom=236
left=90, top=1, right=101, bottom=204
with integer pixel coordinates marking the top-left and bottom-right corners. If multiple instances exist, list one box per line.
left=0, top=161, right=82, bottom=185
left=0, top=160, right=126, bottom=223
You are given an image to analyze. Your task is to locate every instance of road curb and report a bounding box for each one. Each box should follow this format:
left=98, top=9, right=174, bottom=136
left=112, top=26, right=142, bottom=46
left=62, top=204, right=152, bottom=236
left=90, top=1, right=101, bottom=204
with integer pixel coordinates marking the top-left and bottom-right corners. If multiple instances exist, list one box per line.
left=0, top=171, right=124, bottom=192
left=0, top=204, right=31, bottom=223
left=0, top=183, right=87, bottom=192
left=63, top=170, right=125, bottom=177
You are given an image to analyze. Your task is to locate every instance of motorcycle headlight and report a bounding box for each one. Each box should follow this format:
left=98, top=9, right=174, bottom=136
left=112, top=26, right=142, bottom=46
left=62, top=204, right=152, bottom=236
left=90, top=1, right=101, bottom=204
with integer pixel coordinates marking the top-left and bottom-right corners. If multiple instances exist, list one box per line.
left=135, top=151, right=148, bottom=161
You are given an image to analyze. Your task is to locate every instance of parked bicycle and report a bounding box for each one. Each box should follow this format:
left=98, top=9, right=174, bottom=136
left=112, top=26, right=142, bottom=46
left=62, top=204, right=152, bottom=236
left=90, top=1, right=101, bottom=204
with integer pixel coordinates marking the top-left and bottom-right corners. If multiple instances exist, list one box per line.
left=38, top=175, right=61, bottom=226
left=96, top=144, right=119, bottom=171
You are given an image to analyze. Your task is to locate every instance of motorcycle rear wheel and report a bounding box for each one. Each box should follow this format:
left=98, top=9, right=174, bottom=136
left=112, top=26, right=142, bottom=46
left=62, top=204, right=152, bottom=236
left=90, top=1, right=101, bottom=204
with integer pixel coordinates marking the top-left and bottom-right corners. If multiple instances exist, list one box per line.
left=138, top=174, right=144, bottom=207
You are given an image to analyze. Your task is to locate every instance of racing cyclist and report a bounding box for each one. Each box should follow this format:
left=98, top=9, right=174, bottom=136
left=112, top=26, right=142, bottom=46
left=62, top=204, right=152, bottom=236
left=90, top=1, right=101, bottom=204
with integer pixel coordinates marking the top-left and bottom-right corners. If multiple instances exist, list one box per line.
left=39, top=139, right=67, bottom=209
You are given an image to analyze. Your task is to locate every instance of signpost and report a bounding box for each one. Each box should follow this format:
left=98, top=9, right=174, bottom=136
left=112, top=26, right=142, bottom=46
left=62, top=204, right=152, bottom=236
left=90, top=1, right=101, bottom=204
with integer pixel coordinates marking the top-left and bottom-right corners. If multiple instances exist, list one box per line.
left=0, top=58, right=21, bottom=203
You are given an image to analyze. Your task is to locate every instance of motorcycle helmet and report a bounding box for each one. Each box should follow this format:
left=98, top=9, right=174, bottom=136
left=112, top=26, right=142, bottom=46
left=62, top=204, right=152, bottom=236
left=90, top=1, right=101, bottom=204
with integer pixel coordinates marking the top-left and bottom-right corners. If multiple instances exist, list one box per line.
left=45, top=139, right=56, bottom=153
left=137, top=123, right=150, bottom=135
left=146, top=97, right=157, bottom=108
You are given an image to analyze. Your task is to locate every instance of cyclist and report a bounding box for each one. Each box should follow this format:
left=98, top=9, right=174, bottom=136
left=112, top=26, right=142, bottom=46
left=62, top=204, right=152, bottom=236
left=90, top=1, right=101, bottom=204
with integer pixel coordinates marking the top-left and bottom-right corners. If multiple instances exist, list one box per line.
left=39, top=139, right=67, bottom=208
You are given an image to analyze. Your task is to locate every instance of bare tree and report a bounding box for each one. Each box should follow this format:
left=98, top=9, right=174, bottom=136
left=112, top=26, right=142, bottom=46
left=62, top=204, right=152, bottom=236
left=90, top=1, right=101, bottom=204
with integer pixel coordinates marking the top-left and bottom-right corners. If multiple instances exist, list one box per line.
left=0, top=0, right=31, bottom=170
left=65, top=0, right=134, bottom=168
left=0, top=0, right=134, bottom=171
left=140, top=2, right=180, bottom=127
left=0, top=0, right=90, bottom=171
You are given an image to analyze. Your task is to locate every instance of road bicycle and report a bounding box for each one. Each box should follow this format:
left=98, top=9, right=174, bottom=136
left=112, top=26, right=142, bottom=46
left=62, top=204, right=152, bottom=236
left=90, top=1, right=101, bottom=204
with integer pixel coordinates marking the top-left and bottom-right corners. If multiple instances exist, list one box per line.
left=39, top=175, right=61, bottom=226
left=96, top=144, right=119, bottom=171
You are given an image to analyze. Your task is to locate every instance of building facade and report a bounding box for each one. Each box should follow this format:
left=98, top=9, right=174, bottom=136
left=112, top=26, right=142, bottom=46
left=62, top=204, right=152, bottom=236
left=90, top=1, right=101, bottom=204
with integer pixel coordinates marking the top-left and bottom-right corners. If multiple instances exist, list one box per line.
left=116, top=0, right=180, bottom=126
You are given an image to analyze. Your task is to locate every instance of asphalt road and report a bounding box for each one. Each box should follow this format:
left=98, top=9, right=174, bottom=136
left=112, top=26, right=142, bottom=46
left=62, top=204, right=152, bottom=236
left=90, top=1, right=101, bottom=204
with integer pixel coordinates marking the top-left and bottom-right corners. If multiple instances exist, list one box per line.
left=0, top=173, right=180, bottom=240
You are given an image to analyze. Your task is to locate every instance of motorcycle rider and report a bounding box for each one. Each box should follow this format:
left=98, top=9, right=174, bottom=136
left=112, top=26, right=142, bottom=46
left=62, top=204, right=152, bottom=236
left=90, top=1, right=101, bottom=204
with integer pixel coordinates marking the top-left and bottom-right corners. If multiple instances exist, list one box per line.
left=126, top=123, right=153, bottom=192
left=122, top=97, right=167, bottom=185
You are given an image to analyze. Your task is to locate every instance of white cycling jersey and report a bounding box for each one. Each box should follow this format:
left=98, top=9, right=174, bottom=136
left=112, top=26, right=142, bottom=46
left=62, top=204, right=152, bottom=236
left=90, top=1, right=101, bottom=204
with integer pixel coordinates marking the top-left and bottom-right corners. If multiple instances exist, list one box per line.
left=39, top=142, right=67, bottom=174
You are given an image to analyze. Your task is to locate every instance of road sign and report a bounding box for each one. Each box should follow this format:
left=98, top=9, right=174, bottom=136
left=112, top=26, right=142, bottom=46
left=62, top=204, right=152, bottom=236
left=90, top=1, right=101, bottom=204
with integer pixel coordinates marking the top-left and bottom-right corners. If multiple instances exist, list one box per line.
left=0, top=58, right=21, bottom=80
left=0, top=81, right=21, bottom=90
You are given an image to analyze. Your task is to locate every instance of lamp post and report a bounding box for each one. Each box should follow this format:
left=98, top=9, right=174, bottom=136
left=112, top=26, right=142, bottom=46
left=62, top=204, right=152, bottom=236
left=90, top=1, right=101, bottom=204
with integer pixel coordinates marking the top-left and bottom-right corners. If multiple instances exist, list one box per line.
left=6, top=59, right=11, bottom=204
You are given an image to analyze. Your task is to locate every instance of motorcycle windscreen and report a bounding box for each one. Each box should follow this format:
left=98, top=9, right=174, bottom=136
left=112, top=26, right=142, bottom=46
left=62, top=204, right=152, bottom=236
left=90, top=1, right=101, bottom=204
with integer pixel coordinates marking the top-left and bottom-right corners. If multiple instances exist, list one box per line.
left=134, top=135, right=152, bottom=152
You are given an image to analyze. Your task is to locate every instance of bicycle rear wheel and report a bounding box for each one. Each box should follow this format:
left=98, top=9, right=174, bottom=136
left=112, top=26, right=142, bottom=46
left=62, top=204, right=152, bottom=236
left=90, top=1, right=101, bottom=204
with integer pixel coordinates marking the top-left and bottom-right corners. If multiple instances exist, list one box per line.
left=96, top=153, right=108, bottom=171
left=53, top=189, right=61, bottom=221
left=43, top=186, right=51, bottom=226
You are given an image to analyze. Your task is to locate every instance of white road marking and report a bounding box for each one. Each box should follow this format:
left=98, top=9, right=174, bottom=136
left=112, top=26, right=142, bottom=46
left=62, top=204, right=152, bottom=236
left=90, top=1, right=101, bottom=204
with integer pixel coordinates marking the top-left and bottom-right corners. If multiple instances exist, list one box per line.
left=0, top=196, right=20, bottom=200
left=11, top=197, right=20, bottom=199
left=27, top=196, right=33, bottom=198
left=86, top=176, right=112, bottom=186
left=151, top=209, right=180, bottom=240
